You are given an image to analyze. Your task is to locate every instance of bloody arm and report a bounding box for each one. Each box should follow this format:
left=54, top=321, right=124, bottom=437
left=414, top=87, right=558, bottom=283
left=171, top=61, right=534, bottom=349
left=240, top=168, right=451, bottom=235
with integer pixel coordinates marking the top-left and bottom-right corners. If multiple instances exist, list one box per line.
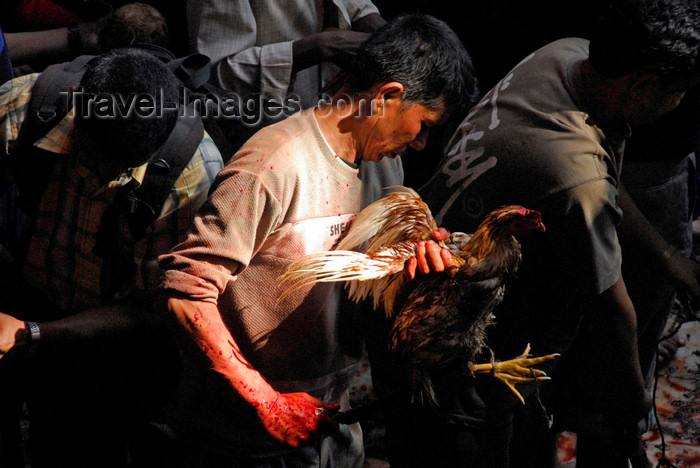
left=166, top=297, right=339, bottom=446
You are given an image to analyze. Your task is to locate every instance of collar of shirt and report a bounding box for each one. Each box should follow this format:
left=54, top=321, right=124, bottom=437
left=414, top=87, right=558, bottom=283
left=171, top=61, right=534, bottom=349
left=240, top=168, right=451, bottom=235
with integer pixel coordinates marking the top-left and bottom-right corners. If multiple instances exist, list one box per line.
left=0, top=73, right=38, bottom=155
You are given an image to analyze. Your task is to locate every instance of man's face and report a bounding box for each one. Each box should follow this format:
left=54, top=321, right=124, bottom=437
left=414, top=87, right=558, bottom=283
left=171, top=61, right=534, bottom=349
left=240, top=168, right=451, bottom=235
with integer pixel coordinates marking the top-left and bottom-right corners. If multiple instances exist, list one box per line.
left=625, top=74, right=700, bottom=125
left=75, top=126, right=153, bottom=182
left=361, top=97, right=448, bottom=162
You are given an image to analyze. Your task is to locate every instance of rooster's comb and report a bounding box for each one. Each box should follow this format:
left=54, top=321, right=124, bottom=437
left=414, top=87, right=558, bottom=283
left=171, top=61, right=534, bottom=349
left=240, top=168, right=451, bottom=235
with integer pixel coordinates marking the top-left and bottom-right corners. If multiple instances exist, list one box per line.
left=516, top=207, right=542, bottom=219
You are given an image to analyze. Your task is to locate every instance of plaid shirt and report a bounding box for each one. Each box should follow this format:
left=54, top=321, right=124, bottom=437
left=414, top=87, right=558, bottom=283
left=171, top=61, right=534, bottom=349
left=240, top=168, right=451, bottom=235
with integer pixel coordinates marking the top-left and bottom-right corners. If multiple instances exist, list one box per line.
left=0, top=74, right=223, bottom=313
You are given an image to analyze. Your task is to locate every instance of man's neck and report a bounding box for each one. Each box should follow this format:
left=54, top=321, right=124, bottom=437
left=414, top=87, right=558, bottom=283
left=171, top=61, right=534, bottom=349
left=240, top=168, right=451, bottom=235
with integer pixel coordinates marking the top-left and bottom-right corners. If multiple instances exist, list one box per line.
left=579, top=59, right=629, bottom=133
left=313, top=104, right=359, bottom=164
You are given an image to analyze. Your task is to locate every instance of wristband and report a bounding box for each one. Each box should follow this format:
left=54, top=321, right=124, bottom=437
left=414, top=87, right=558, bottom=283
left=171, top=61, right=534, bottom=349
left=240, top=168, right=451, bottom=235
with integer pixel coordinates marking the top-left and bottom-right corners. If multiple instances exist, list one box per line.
left=660, top=244, right=677, bottom=263
left=25, top=321, right=41, bottom=344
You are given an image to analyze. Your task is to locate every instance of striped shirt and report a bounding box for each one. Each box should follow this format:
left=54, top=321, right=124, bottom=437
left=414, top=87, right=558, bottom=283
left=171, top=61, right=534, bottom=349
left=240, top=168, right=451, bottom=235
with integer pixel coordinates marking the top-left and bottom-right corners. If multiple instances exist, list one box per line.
left=189, top=0, right=380, bottom=110
left=0, top=73, right=223, bottom=313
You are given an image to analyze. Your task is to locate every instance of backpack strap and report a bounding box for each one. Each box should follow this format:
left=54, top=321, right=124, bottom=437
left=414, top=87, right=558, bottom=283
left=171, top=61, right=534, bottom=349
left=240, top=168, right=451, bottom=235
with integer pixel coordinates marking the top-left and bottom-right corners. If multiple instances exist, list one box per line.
left=166, top=51, right=239, bottom=159
left=124, top=102, right=204, bottom=240
left=134, top=44, right=243, bottom=160
left=92, top=103, right=204, bottom=263
left=16, top=55, right=95, bottom=150
left=12, top=56, right=95, bottom=222
left=168, top=53, right=212, bottom=91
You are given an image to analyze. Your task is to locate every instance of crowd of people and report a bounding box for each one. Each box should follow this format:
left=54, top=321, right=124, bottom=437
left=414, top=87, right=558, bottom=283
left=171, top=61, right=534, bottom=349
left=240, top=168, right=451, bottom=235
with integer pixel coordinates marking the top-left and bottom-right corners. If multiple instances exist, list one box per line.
left=0, top=0, right=699, bottom=467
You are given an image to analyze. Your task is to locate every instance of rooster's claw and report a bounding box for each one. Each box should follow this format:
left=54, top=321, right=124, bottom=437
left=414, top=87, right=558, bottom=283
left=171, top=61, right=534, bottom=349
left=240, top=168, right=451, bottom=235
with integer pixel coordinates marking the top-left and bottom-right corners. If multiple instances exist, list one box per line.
left=470, top=344, right=559, bottom=404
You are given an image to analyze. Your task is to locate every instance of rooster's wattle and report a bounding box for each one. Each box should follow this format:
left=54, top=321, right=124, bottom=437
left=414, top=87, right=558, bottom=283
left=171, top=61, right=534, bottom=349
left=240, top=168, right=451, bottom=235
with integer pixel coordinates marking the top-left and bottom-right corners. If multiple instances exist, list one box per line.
left=278, top=186, right=557, bottom=403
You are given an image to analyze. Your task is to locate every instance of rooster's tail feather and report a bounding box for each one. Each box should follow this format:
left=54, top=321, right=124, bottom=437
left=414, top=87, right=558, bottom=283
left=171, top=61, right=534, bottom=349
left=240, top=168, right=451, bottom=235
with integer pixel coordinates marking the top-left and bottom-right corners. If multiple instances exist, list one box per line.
left=277, top=249, right=407, bottom=304
left=411, top=368, right=439, bottom=406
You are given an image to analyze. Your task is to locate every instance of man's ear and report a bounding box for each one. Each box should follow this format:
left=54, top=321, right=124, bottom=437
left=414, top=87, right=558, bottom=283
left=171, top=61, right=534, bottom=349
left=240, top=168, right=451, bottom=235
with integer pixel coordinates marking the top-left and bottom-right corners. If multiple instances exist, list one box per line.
left=364, top=82, right=403, bottom=116
left=619, top=72, right=662, bottom=115
left=627, top=72, right=660, bottom=99
left=376, top=82, right=404, bottom=105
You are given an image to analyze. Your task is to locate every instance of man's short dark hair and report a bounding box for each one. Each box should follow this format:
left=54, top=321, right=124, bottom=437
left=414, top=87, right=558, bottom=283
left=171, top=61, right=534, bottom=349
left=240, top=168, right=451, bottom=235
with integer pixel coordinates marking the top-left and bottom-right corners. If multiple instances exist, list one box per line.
left=346, top=14, right=479, bottom=112
left=74, top=48, right=179, bottom=167
left=590, top=0, right=700, bottom=79
left=98, top=3, right=170, bottom=51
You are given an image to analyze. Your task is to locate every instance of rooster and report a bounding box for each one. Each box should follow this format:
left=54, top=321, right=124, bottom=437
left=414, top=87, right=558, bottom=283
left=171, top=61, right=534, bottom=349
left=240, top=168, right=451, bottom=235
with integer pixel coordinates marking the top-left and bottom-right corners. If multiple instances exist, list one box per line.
left=278, top=186, right=557, bottom=403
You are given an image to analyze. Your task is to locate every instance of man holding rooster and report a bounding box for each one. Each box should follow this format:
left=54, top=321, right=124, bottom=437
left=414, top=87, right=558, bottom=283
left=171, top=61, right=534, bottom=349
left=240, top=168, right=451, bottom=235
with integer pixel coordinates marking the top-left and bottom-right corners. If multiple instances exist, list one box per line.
left=417, top=0, right=700, bottom=467
left=157, top=13, right=479, bottom=468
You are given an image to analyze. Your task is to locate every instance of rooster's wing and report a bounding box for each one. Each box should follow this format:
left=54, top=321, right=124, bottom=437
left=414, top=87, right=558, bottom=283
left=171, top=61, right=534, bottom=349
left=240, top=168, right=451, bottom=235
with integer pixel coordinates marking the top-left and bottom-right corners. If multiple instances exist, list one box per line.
left=279, top=186, right=444, bottom=315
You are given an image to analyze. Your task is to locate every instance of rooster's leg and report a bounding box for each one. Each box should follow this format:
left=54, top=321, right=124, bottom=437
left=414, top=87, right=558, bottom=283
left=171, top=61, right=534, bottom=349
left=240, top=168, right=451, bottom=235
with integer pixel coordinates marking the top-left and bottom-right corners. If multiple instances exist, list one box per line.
left=470, top=344, right=559, bottom=404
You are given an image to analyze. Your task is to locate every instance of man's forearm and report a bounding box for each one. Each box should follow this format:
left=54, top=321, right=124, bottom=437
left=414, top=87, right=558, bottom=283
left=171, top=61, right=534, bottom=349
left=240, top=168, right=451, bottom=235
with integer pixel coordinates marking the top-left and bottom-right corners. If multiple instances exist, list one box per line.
left=617, top=183, right=677, bottom=268
left=35, top=292, right=155, bottom=344
left=605, top=279, right=640, bottom=361
left=166, top=297, right=278, bottom=405
left=0, top=292, right=159, bottom=356
left=5, top=29, right=72, bottom=67
left=165, top=296, right=339, bottom=447
left=599, top=274, right=648, bottom=395
left=291, top=12, right=386, bottom=72
left=352, top=12, right=387, bottom=33
left=291, top=34, right=325, bottom=74
left=617, top=182, right=700, bottom=297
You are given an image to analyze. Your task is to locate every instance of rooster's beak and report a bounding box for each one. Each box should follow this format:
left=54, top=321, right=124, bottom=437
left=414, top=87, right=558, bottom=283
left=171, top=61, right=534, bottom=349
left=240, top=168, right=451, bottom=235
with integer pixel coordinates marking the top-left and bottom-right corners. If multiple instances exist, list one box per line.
left=536, top=222, right=546, bottom=232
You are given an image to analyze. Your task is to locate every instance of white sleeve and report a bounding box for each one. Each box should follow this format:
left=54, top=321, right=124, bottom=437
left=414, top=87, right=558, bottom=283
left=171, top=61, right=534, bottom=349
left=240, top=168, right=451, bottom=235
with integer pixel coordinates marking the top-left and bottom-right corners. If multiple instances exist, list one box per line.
left=333, top=0, right=380, bottom=28
left=187, top=0, right=293, bottom=103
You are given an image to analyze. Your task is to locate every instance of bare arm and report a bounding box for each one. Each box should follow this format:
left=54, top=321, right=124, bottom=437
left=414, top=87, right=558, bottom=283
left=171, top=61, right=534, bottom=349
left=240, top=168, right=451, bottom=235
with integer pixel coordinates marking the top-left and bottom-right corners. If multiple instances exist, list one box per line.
left=291, top=30, right=371, bottom=73
left=5, top=29, right=71, bottom=68
left=617, top=182, right=700, bottom=298
left=291, top=9, right=386, bottom=73
left=351, top=12, right=387, bottom=33
left=5, top=23, right=101, bottom=70
left=618, top=181, right=700, bottom=300
left=291, top=13, right=386, bottom=73
left=0, top=292, right=155, bottom=357
left=166, top=297, right=339, bottom=447
left=596, top=273, right=652, bottom=421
